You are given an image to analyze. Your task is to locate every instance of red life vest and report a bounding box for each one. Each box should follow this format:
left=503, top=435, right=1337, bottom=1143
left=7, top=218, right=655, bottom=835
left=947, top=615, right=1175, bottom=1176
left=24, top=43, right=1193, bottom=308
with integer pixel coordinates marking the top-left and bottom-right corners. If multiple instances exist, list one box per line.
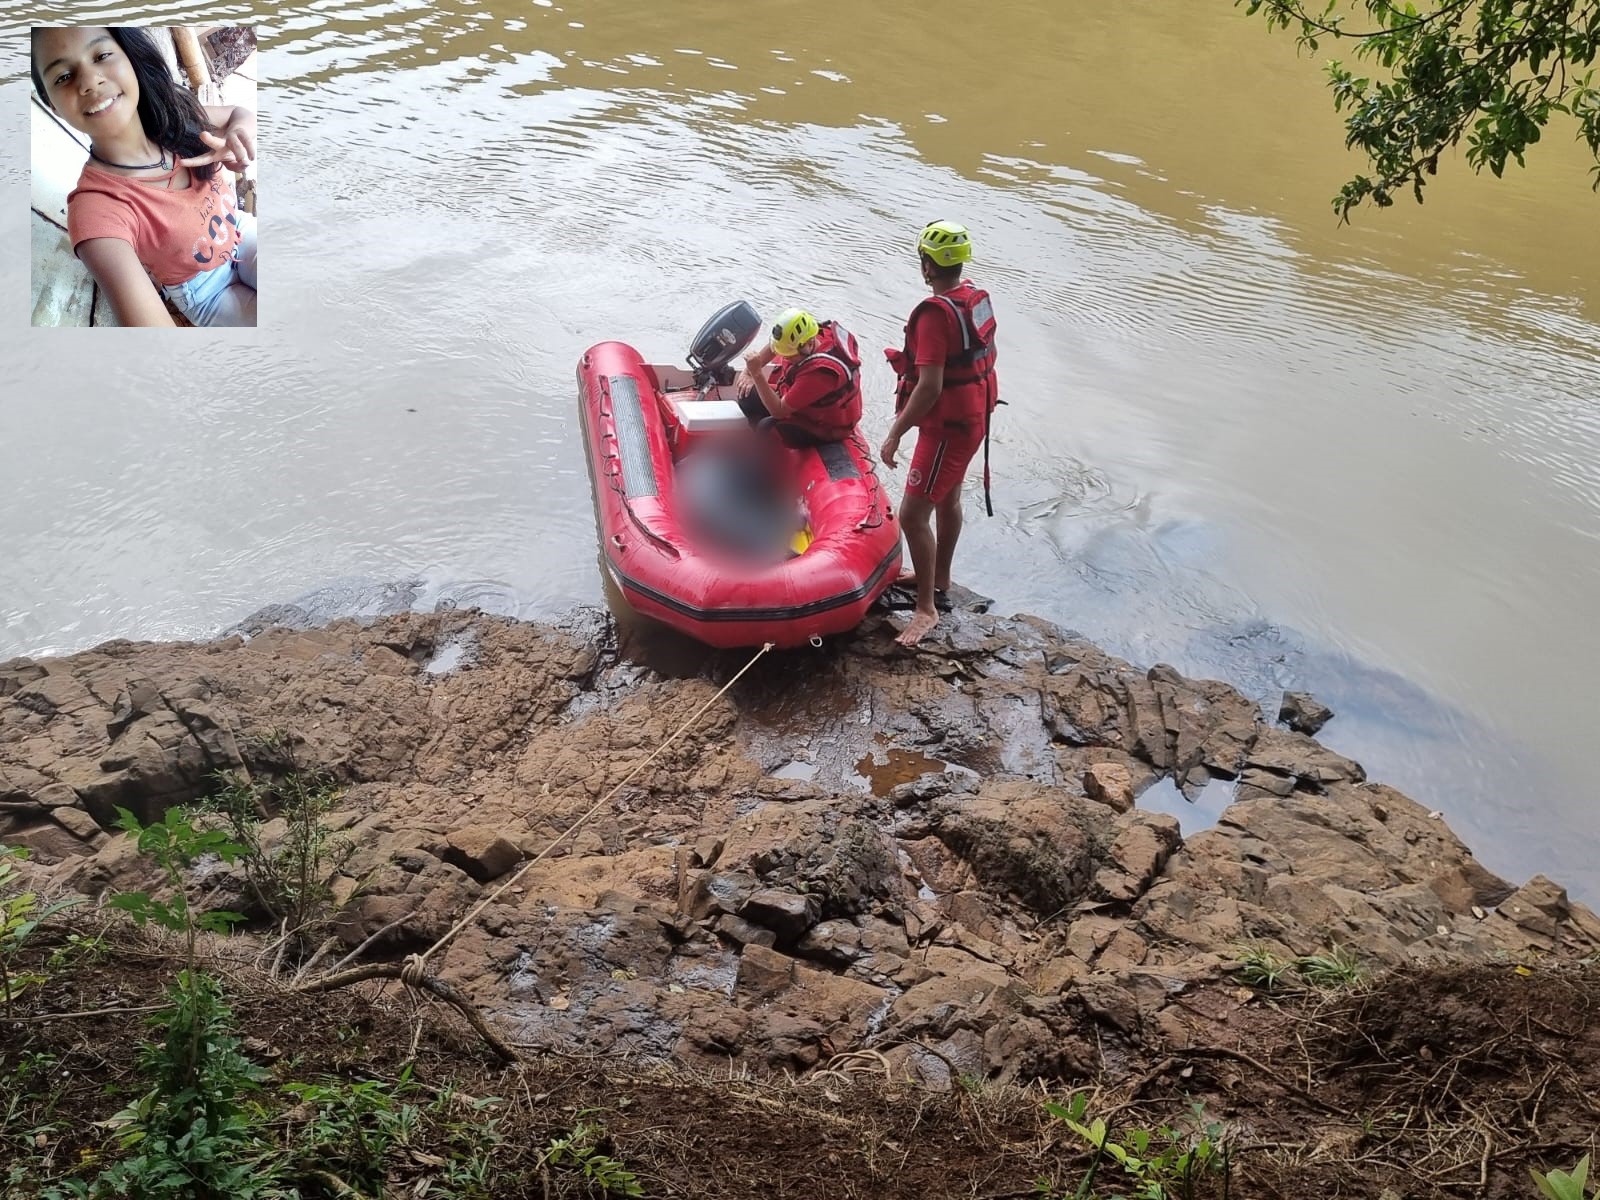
left=770, top=320, right=863, bottom=440
left=890, top=281, right=998, bottom=426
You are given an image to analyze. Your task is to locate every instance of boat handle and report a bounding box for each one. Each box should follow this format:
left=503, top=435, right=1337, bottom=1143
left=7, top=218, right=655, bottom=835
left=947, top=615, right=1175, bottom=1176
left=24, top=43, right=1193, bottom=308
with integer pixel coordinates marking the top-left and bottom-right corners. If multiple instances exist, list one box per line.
left=611, top=534, right=624, bottom=548
left=810, top=636, right=823, bottom=648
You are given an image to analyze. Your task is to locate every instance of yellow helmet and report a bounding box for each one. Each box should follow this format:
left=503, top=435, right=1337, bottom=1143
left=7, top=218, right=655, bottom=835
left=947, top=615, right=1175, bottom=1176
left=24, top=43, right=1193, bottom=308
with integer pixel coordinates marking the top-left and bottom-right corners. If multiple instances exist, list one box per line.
left=769, top=307, right=820, bottom=358
left=918, top=220, right=972, bottom=267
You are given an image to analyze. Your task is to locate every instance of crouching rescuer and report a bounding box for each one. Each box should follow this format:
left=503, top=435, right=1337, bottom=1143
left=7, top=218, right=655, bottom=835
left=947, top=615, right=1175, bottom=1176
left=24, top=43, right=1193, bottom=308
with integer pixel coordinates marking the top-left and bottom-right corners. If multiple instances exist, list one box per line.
left=879, top=220, right=1000, bottom=647
left=736, top=307, right=865, bottom=447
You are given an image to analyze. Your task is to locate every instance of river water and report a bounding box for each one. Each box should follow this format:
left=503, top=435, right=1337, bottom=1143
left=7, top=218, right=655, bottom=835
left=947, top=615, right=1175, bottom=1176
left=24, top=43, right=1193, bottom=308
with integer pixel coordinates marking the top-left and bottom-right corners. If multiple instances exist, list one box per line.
left=4, top=1, right=1597, bottom=897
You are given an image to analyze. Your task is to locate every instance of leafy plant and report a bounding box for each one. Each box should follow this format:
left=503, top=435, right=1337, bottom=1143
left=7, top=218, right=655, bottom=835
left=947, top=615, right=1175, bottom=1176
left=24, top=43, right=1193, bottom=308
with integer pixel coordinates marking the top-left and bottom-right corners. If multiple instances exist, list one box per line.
left=106, top=806, right=246, bottom=967
left=92, top=969, right=275, bottom=1200
left=1235, top=943, right=1365, bottom=992
left=1042, top=1093, right=1230, bottom=1200
left=1240, top=0, right=1600, bottom=216
left=1236, top=944, right=1293, bottom=992
left=542, top=1112, right=645, bottom=1197
left=1533, top=1155, right=1595, bottom=1200
left=281, top=1069, right=421, bottom=1191
left=1295, top=945, right=1364, bottom=989
left=205, top=769, right=353, bottom=941
left=74, top=809, right=270, bottom=1198
left=0, top=844, right=83, bottom=1012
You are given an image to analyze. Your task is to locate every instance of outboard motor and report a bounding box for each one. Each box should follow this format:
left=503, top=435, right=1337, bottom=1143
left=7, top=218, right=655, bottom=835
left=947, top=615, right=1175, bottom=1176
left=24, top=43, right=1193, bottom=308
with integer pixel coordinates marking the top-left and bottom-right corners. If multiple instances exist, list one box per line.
left=687, top=301, right=762, bottom=392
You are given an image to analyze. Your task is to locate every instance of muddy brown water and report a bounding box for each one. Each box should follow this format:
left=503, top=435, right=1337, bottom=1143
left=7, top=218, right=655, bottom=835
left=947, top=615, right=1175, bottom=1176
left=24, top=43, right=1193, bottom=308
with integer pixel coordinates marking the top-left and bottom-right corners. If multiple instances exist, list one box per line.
left=3, top=0, right=1597, bottom=897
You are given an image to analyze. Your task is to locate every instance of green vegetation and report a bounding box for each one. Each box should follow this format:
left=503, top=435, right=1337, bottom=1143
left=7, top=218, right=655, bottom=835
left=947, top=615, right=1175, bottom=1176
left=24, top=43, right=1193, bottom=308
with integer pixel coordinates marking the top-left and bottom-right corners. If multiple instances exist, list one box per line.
left=1237, top=942, right=1365, bottom=991
left=1534, top=1155, right=1596, bottom=1200
left=1294, top=945, right=1364, bottom=988
left=0, top=846, right=81, bottom=1015
left=1, top=805, right=542, bottom=1199
left=541, top=1112, right=646, bottom=1198
left=1035, top=1093, right=1230, bottom=1199
left=205, top=768, right=355, bottom=960
left=1240, top=0, right=1600, bottom=215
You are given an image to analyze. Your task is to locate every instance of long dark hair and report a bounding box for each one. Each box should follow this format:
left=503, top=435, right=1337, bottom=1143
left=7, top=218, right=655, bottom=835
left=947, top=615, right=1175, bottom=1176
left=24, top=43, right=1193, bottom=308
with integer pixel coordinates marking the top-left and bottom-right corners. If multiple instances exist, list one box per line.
left=31, top=27, right=218, bottom=182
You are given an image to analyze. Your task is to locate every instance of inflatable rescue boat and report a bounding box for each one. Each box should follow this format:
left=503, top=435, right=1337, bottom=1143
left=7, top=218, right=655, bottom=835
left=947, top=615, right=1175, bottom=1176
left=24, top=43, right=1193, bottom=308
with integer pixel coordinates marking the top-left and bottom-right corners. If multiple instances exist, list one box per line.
left=577, top=302, right=901, bottom=649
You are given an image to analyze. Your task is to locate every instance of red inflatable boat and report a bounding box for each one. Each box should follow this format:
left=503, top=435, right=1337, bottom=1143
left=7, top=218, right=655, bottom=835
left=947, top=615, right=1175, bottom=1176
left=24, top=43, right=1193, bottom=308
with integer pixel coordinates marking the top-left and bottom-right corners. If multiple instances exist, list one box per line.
left=577, top=303, right=901, bottom=649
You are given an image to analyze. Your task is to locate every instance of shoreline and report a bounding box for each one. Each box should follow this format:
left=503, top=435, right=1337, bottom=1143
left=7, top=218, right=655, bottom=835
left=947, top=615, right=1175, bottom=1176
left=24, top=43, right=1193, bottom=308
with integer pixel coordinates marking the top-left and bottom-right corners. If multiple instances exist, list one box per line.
left=3, top=602, right=1595, bottom=1079
left=5, top=602, right=1600, bottom=1193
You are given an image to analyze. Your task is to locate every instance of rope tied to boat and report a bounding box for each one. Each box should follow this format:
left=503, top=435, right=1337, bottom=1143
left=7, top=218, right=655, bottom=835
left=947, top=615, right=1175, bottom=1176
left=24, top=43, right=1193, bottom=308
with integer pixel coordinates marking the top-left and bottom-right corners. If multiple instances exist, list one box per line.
left=849, top=428, right=889, bottom=531
left=392, top=639, right=777, bottom=987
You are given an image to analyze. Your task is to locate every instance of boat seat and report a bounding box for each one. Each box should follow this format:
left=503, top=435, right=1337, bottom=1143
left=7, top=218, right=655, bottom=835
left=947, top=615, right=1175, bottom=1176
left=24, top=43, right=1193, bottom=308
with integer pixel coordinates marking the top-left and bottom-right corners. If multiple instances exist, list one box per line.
left=670, top=396, right=751, bottom=434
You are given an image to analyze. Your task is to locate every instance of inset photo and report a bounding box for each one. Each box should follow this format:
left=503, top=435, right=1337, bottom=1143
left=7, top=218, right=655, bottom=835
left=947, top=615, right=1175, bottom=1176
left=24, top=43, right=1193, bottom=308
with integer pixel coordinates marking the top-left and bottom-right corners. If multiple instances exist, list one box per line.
left=30, top=25, right=258, bottom=328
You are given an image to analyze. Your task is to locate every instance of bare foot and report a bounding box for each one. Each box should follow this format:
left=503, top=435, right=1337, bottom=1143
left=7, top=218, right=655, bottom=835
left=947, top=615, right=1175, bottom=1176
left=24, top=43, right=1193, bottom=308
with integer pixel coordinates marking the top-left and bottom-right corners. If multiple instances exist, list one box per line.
left=896, top=609, right=939, bottom=646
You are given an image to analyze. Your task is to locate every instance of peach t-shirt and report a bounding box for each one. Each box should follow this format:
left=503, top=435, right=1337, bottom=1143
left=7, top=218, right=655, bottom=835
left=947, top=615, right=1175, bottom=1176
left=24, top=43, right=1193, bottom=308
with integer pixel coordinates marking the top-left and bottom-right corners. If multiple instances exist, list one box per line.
left=66, top=159, right=242, bottom=288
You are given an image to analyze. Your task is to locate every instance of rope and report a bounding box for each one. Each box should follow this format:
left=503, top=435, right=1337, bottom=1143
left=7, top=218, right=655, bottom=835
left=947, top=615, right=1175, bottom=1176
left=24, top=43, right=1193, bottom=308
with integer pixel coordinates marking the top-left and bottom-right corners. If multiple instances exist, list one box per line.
left=850, top=428, right=889, bottom=531
left=392, top=639, right=776, bottom=987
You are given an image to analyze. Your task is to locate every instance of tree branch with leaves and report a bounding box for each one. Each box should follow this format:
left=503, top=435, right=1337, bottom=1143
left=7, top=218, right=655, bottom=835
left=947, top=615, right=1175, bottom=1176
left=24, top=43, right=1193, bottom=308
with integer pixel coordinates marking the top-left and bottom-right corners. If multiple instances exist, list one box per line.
left=1241, top=0, right=1600, bottom=217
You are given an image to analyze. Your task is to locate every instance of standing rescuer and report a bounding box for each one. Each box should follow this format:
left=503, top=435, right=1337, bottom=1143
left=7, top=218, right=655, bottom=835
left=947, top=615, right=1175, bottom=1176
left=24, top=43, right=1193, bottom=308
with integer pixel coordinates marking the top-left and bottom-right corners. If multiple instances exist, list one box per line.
left=879, top=220, right=1000, bottom=647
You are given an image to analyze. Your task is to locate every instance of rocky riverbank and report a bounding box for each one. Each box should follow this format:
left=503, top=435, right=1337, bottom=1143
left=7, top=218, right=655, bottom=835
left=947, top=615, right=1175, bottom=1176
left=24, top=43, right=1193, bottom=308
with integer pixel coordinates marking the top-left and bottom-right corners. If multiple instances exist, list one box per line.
left=3, top=604, right=1596, bottom=1085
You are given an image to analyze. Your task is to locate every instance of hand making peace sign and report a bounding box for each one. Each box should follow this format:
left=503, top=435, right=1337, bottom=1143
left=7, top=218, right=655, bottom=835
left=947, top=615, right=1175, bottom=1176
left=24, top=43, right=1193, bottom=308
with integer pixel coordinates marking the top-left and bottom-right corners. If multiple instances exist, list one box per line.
left=181, top=121, right=256, bottom=173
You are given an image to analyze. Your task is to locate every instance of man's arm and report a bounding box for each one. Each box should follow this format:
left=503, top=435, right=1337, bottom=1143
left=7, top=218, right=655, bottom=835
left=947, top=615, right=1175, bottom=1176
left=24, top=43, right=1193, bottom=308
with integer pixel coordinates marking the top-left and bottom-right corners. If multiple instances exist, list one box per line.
left=885, top=363, right=944, bottom=442
left=742, top=346, right=789, bottom=418
left=77, top=239, right=177, bottom=327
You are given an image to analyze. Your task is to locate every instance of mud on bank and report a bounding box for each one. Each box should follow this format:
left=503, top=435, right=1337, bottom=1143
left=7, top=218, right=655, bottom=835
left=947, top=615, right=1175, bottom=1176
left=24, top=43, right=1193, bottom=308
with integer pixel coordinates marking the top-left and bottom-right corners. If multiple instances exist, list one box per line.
left=4, top=921, right=1598, bottom=1198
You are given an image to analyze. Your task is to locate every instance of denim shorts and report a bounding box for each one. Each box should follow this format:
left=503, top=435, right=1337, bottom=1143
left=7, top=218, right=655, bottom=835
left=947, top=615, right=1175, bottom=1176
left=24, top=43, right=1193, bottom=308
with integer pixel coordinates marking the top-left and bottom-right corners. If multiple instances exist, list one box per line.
left=161, top=210, right=257, bottom=327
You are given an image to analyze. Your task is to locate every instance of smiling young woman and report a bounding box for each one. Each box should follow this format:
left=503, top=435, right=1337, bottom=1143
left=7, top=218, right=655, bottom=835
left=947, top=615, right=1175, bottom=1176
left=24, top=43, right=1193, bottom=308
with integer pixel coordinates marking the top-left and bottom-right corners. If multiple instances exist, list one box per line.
left=31, top=26, right=258, bottom=328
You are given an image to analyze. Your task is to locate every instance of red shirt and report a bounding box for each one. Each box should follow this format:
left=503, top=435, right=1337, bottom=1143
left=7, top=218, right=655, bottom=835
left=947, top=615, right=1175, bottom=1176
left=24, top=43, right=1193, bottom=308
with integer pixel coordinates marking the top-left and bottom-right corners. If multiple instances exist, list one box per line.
left=909, top=304, right=954, bottom=369
left=67, top=160, right=241, bottom=287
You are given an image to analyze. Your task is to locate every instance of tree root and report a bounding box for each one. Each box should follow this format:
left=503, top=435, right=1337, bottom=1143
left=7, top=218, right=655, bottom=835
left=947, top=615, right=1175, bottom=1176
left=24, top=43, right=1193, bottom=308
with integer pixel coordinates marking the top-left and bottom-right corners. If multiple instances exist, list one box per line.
left=295, top=959, right=518, bottom=1064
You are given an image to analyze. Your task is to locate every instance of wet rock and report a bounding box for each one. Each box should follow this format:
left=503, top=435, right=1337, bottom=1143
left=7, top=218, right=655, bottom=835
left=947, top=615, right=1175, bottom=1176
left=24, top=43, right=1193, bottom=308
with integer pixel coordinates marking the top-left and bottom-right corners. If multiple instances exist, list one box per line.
left=801, top=819, right=904, bottom=919
left=712, top=914, right=777, bottom=948
left=737, top=889, right=820, bottom=943
left=442, top=825, right=522, bottom=883
left=1094, top=813, right=1182, bottom=903
left=1499, top=876, right=1569, bottom=939
left=1279, top=691, right=1334, bottom=735
left=49, top=806, right=105, bottom=845
left=687, top=871, right=761, bottom=921
left=736, top=943, right=795, bottom=1000
left=5, top=606, right=1594, bottom=1085
left=1082, top=762, right=1135, bottom=812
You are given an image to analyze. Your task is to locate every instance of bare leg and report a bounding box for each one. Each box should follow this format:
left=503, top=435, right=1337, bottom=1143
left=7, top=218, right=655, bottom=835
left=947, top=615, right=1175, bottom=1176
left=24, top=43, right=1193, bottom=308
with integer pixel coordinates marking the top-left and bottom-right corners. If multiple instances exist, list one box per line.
left=233, top=210, right=257, bottom=290
left=896, top=492, right=939, bottom=646
left=932, top=488, right=964, bottom=593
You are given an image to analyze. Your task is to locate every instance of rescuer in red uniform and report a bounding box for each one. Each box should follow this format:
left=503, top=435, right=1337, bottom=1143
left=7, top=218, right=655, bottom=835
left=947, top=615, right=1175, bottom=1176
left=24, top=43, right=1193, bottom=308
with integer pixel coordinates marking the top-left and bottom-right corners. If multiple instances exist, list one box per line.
left=736, top=307, right=864, bottom=447
left=879, top=220, right=1000, bottom=647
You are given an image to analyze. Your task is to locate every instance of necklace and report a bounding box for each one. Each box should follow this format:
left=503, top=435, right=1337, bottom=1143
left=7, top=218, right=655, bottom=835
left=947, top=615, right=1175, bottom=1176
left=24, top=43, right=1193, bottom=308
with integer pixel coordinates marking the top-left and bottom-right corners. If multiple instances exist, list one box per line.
left=88, top=146, right=168, bottom=171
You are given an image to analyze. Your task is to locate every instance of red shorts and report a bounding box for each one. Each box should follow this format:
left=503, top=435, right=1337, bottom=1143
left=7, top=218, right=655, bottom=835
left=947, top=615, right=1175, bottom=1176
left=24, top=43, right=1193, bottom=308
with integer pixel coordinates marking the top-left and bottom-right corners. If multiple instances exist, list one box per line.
left=905, top=421, right=984, bottom=504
